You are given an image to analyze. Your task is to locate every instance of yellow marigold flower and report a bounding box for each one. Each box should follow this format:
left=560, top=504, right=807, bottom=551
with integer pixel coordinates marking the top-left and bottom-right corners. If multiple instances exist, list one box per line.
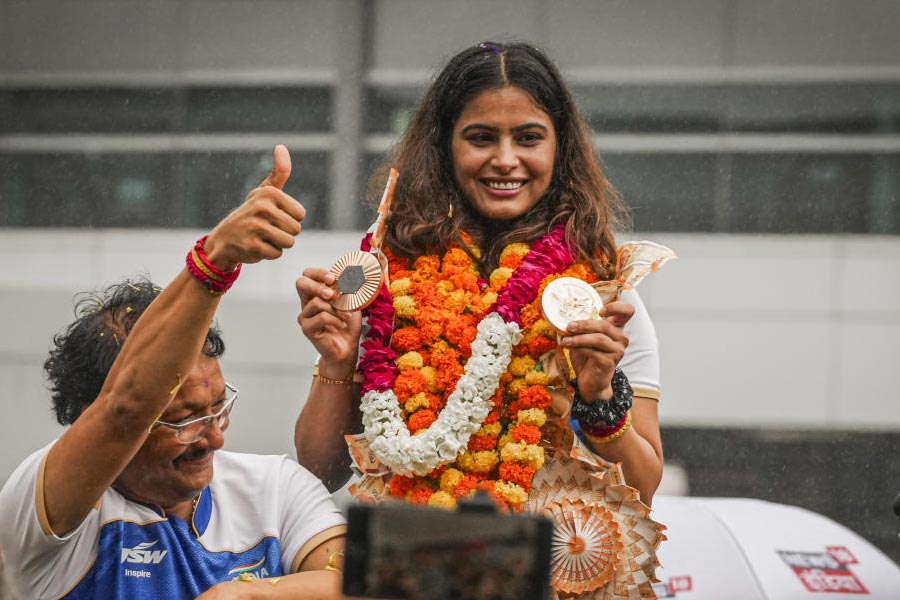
left=393, top=296, right=417, bottom=318
left=500, top=242, right=531, bottom=259
left=531, top=319, right=556, bottom=339
left=436, top=279, right=455, bottom=295
left=389, top=277, right=412, bottom=297
left=428, top=490, right=457, bottom=510
left=396, top=351, right=424, bottom=371
left=477, top=422, right=502, bottom=437
left=481, top=290, right=497, bottom=308
left=404, top=392, right=430, bottom=413
left=508, top=356, right=536, bottom=377
left=446, top=289, right=471, bottom=312
left=458, top=450, right=498, bottom=474
left=517, top=408, right=547, bottom=428
left=497, top=433, right=514, bottom=451
left=495, top=481, right=528, bottom=506
left=507, top=378, right=528, bottom=397
left=421, top=366, right=438, bottom=392
left=500, top=442, right=545, bottom=471
left=440, top=468, right=464, bottom=493
left=431, top=339, right=450, bottom=354
left=489, top=267, right=514, bottom=289
left=524, top=370, right=549, bottom=386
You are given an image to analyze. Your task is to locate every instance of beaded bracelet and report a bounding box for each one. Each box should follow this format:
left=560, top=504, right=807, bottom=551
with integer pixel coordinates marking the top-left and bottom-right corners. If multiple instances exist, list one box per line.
left=570, top=367, right=633, bottom=427
left=185, top=235, right=242, bottom=295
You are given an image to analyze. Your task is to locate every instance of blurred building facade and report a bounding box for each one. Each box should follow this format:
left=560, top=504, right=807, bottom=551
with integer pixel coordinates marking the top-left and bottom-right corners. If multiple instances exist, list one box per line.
left=1, top=0, right=899, bottom=561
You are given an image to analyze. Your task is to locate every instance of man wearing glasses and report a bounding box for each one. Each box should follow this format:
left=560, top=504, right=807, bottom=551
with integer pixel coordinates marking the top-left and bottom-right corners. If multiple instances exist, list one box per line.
left=0, top=147, right=346, bottom=599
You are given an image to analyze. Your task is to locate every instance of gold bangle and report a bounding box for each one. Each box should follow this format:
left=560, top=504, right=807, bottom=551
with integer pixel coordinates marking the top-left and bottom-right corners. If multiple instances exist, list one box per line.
left=324, top=550, right=344, bottom=573
left=582, top=410, right=633, bottom=444
left=313, top=365, right=357, bottom=385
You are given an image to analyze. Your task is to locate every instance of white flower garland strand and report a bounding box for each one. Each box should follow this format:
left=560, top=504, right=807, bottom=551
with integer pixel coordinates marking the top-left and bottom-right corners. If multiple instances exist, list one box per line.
left=360, top=312, right=522, bottom=476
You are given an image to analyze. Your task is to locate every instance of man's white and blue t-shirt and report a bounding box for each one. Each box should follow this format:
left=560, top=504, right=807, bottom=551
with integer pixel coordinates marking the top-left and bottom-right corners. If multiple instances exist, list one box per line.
left=0, top=445, right=345, bottom=599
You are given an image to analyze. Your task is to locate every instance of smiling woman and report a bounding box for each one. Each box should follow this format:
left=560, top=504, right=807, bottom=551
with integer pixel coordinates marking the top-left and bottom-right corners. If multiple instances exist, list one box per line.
left=451, top=87, right=557, bottom=222
left=295, top=41, right=669, bottom=600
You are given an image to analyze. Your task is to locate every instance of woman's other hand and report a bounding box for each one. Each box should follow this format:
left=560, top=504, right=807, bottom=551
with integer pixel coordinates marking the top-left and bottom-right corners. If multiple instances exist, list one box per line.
left=296, top=267, right=362, bottom=373
left=560, top=300, right=634, bottom=402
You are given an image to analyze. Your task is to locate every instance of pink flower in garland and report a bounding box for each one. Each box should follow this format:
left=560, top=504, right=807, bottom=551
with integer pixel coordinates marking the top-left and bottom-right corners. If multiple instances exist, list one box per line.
left=490, top=224, right=573, bottom=326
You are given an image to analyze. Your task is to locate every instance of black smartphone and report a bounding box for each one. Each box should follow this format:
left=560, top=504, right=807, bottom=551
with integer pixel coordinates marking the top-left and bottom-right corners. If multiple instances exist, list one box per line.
left=342, top=501, right=553, bottom=600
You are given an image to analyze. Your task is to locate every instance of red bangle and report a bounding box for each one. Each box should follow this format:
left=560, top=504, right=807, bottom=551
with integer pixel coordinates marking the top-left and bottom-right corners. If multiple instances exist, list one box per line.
left=185, top=235, right=241, bottom=295
left=578, top=410, right=630, bottom=438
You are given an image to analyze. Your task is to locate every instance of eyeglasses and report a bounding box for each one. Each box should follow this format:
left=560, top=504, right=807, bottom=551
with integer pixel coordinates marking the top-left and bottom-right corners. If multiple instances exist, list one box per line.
left=153, top=382, right=238, bottom=444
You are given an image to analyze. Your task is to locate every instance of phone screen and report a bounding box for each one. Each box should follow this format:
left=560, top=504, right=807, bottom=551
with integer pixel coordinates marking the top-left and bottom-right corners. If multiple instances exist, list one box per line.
left=343, top=503, right=552, bottom=600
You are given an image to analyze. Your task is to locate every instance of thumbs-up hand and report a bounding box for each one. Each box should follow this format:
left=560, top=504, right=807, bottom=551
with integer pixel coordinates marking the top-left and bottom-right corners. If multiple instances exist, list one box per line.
left=203, top=145, right=306, bottom=271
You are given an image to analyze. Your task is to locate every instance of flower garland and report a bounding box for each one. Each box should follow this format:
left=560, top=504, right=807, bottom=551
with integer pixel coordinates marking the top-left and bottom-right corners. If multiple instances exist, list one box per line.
left=358, top=225, right=601, bottom=510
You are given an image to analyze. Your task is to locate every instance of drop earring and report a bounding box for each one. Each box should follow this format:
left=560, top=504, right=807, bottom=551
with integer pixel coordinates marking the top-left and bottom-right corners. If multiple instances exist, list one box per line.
left=447, top=202, right=454, bottom=219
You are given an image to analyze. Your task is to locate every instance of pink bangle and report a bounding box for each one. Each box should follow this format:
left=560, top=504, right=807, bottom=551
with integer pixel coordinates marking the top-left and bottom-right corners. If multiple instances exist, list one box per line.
left=186, top=235, right=241, bottom=295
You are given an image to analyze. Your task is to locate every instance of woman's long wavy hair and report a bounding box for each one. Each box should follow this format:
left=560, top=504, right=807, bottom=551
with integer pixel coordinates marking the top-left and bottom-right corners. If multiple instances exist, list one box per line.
left=368, top=41, right=628, bottom=278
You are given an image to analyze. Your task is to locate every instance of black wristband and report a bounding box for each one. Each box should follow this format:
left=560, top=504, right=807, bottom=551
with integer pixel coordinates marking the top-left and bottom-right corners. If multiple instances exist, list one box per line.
left=570, top=368, right=633, bottom=427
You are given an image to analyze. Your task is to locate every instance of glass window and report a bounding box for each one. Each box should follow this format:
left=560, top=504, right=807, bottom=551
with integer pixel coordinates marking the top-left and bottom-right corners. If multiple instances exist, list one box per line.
left=0, top=86, right=333, bottom=134
left=0, top=88, right=182, bottom=133
left=603, top=153, right=719, bottom=232
left=729, top=153, right=899, bottom=234
left=0, top=151, right=330, bottom=229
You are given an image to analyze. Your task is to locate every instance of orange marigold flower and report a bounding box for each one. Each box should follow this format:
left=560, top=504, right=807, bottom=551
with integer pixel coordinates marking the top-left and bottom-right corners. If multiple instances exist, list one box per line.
left=394, top=370, right=427, bottom=402
left=426, top=392, right=445, bottom=412
left=442, top=247, right=472, bottom=270
left=517, top=385, right=552, bottom=410
left=444, top=316, right=477, bottom=354
left=409, top=486, right=433, bottom=505
left=450, top=271, right=479, bottom=294
left=413, top=255, right=440, bottom=275
left=511, top=423, right=542, bottom=445
left=527, top=335, right=556, bottom=358
left=484, top=410, right=500, bottom=424
left=453, top=474, right=482, bottom=499
left=468, top=435, right=498, bottom=451
left=388, top=475, right=415, bottom=498
left=519, top=304, right=540, bottom=328
left=499, top=252, right=524, bottom=270
left=408, top=409, right=437, bottom=432
left=392, top=327, right=423, bottom=351
left=506, top=401, right=523, bottom=418
left=499, top=463, right=537, bottom=492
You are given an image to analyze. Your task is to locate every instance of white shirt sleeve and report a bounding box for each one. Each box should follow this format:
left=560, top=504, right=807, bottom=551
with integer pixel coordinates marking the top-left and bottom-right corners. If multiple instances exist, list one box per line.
left=618, top=289, right=661, bottom=400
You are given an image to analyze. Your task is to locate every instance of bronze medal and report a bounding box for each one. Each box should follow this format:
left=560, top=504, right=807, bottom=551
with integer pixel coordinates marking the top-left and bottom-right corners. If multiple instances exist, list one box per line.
left=329, top=251, right=384, bottom=311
